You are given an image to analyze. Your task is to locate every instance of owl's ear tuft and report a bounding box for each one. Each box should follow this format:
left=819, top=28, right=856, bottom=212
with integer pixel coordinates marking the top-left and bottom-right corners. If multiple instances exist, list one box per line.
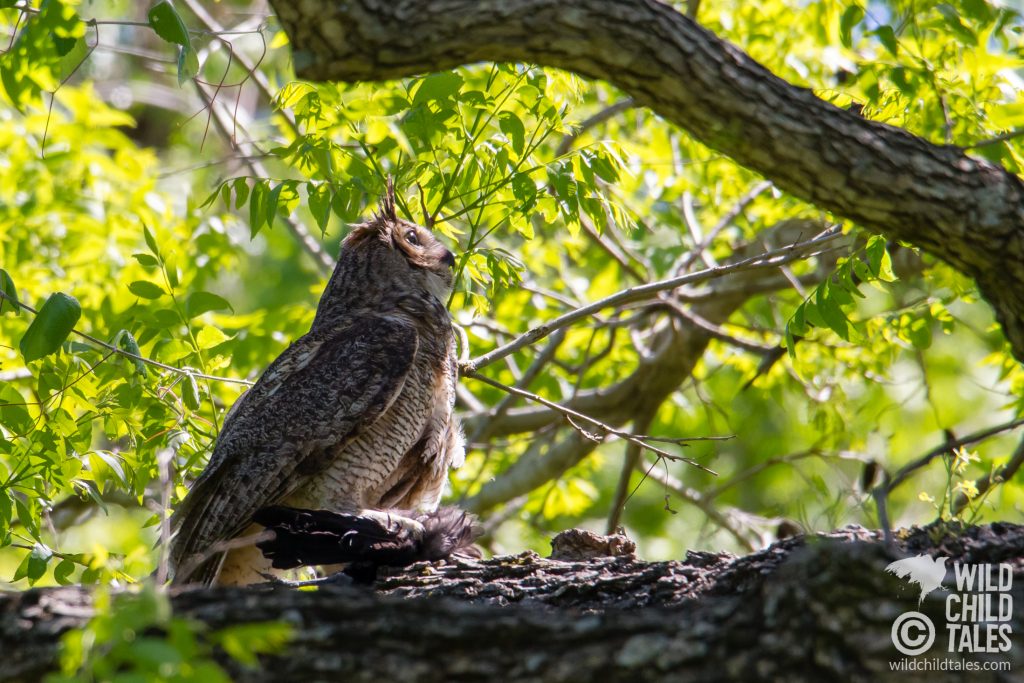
left=378, top=176, right=397, bottom=223
left=344, top=177, right=400, bottom=247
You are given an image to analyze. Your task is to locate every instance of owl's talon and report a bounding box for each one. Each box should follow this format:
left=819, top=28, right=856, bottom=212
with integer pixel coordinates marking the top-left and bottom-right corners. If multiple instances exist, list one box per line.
left=361, top=509, right=426, bottom=539
left=260, top=571, right=353, bottom=588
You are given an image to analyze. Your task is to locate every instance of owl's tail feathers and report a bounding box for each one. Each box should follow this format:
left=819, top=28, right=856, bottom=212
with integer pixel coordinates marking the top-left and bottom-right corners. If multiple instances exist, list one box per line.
left=252, top=505, right=481, bottom=574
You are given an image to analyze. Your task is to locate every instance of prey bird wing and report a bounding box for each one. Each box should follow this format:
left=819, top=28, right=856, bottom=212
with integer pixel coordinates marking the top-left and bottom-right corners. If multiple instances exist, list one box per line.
left=169, top=315, right=418, bottom=582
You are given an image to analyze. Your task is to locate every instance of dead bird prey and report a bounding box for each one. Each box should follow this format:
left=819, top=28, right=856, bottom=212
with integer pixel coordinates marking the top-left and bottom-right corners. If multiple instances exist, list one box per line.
left=253, top=505, right=481, bottom=583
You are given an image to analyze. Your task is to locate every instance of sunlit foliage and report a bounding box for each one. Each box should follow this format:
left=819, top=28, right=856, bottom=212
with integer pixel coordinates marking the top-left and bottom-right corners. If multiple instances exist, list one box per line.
left=1, top=0, right=1023, bottom=602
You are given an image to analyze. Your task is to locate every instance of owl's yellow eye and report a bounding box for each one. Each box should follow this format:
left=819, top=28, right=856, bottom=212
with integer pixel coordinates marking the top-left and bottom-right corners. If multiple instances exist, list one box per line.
left=405, top=229, right=420, bottom=246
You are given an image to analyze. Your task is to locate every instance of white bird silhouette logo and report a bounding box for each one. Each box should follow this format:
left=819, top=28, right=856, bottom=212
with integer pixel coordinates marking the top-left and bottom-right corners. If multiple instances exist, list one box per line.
left=885, top=554, right=949, bottom=604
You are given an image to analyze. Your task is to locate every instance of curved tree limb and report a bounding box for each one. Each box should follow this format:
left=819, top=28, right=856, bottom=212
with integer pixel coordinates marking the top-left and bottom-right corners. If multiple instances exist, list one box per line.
left=269, top=0, right=1024, bottom=360
left=4, top=524, right=1022, bottom=681
left=461, top=221, right=847, bottom=444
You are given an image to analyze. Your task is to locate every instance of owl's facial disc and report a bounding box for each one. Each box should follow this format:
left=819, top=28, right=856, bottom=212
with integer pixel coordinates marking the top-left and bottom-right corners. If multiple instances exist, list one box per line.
left=392, top=220, right=456, bottom=300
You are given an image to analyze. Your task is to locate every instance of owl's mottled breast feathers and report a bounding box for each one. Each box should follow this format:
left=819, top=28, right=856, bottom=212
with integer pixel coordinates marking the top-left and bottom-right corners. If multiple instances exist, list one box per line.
left=169, top=183, right=462, bottom=586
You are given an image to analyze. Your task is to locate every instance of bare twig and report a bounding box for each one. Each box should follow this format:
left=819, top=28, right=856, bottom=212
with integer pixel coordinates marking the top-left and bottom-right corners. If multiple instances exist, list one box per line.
left=463, top=369, right=719, bottom=474
left=179, top=0, right=299, bottom=135
left=966, top=127, right=1024, bottom=150
left=554, top=98, right=636, bottom=157
left=951, top=433, right=1024, bottom=516
left=173, top=529, right=275, bottom=584
left=674, top=180, right=772, bottom=275
left=466, top=329, right=567, bottom=446
left=606, top=410, right=654, bottom=532
left=634, top=458, right=757, bottom=552
left=463, top=226, right=842, bottom=373
left=703, top=449, right=873, bottom=501
left=192, top=84, right=335, bottom=273
left=0, top=291, right=253, bottom=386
left=681, top=191, right=715, bottom=269
left=155, top=449, right=174, bottom=585
left=883, top=417, right=1024, bottom=493
left=658, top=299, right=776, bottom=354
left=176, top=2, right=333, bottom=272
left=579, top=217, right=647, bottom=282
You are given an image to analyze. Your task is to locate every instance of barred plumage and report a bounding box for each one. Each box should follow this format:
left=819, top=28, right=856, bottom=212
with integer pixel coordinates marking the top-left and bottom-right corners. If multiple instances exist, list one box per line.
left=169, top=181, right=464, bottom=586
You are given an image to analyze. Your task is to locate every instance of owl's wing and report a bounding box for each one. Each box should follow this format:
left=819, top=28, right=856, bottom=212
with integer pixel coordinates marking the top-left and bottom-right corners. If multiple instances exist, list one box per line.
left=169, top=315, right=419, bottom=583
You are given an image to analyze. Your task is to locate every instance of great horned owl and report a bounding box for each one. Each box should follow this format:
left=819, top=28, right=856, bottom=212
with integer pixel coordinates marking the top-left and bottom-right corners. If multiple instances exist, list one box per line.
left=169, top=181, right=464, bottom=586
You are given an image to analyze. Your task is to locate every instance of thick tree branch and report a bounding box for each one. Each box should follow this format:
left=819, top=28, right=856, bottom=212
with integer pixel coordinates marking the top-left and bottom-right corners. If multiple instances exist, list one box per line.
left=461, top=221, right=845, bottom=443
left=4, top=524, right=1022, bottom=681
left=269, top=0, right=1024, bottom=361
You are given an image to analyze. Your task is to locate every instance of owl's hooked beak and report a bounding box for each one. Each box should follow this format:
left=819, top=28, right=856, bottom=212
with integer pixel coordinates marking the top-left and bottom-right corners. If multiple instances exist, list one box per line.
left=441, top=249, right=456, bottom=269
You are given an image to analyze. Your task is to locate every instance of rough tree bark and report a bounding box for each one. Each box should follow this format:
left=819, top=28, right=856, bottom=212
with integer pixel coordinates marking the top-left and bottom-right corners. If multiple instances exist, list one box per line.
left=9, top=3, right=1013, bottom=680
left=3, top=524, right=1022, bottom=681
left=268, top=0, right=1024, bottom=362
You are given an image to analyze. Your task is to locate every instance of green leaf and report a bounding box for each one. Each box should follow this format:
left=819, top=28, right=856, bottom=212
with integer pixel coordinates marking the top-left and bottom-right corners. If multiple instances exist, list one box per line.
left=143, top=223, right=161, bottom=257
left=936, top=5, right=977, bottom=46
left=499, top=111, right=525, bottom=155
left=0, top=269, right=20, bottom=315
left=12, top=553, right=31, bottom=582
left=233, top=177, right=250, bottom=209
left=784, top=322, right=798, bottom=359
left=19, top=292, right=81, bottom=362
left=0, top=383, right=33, bottom=434
left=249, top=180, right=268, bottom=237
left=114, top=329, right=148, bottom=377
left=590, top=149, right=621, bottom=183
left=186, top=291, right=233, bottom=318
left=57, top=34, right=90, bottom=81
left=412, top=72, right=464, bottom=104
left=54, top=559, right=76, bottom=585
left=840, top=5, right=865, bottom=49
left=25, top=542, right=52, bottom=584
left=182, top=373, right=201, bottom=410
left=865, top=236, right=897, bottom=281
left=132, top=252, right=160, bottom=268
left=267, top=182, right=286, bottom=230
left=166, top=260, right=180, bottom=289
left=94, top=450, right=128, bottom=488
left=151, top=308, right=183, bottom=328
left=308, top=182, right=332, bottom=234
left=816, top=284, right=851, bottom=341
left=128, top=280, right=165, bottom=299
left=148, top=1, right=191, bottom=48
left=873, top=25, right=898, bottom=57
left=201, top=182, right=224, bottom=209
left=196, top=326, right=232, bottom=349
left=51, top=33, right=76, bottom=57
left=511, top=173, right=538, bottom=210
left=213, top=622, right=293, bottom=666
left=0, top=0, right=84, bottom=109
left=177, top=44, right=199, bottom=86
left=15, top=497, right=38, bottom=537
left=159, top=339, right=194, bottom=363
left=906, top=316, right=933, bottom=350
left=960, top=0, right=993, bottom=21
left=133, top=637, right=185, bottom=667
